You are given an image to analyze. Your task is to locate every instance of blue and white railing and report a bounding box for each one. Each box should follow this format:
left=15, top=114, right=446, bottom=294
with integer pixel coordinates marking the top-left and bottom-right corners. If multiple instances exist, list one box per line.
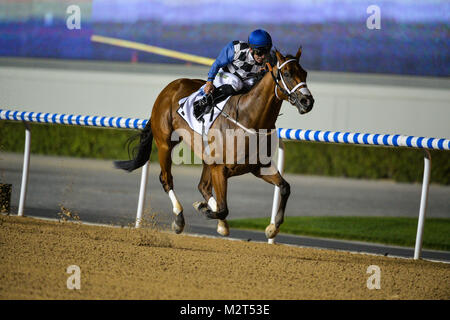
left=2, top=109, right=448, bottom=150
left=278, top=128, right=450, bottom=150
left=2, top=108, right=449, bottom=260
left=271, top=128, right=448, bottom=259
left=0, top=109, right=148, bottom=130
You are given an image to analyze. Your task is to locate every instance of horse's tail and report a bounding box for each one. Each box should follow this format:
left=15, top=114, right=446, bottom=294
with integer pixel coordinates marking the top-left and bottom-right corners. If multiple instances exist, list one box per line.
left=114, top=120, right=153, bottom=172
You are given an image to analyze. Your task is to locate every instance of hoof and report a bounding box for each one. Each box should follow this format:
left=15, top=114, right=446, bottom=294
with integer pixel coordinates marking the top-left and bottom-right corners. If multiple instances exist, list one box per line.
left=193, top=201, right=207, bottom=211
left=171, top=213, right=185, bottom=234
left=217, top=220, right=229, bottom=237
left=265, top=223, right=279, bottom=239
left=193, top=201, right=227, bottom=220
left=171, top=221, right=183, bottom=234
left=171, top=220, right=184, bottom=234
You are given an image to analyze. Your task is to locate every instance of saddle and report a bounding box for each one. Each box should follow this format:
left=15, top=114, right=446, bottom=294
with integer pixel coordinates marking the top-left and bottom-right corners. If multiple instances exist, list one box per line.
left=176, top=86, right=231, bottom=136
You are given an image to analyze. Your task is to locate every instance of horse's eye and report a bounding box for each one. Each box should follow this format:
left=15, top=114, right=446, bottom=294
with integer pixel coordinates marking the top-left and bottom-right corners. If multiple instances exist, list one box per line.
left=283, top=71, right=290, bottom=77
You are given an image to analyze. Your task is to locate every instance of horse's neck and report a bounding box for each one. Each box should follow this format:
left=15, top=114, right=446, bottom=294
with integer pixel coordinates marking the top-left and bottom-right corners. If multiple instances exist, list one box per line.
left=238, top=71, right=282, bottom=130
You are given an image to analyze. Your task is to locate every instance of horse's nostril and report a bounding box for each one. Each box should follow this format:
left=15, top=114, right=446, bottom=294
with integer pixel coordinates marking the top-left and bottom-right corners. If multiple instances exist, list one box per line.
left=300, top=98, right=308, bottom=105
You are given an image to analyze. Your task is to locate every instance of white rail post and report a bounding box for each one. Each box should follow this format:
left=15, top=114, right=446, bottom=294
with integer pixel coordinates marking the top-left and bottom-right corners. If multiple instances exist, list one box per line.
left=414, top=149, right=431, bottom=260
left=268, top=138, right=285, bottom=244
left=135, top=160, right=149, bottom=228
left=18, top=121, right=31, bottom=217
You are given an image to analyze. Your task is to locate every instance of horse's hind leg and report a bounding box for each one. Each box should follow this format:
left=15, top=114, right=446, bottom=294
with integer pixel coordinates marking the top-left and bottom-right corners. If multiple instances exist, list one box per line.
left=252, top=167, right=290, bottom=239
left=156, top=139, right=185, bottom=234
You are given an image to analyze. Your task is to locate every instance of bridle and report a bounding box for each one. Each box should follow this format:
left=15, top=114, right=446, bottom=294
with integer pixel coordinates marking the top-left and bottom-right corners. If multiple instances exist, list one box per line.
left=216, top=57, right=313, bottom=136
left=266, top=59, right=311, bottom=104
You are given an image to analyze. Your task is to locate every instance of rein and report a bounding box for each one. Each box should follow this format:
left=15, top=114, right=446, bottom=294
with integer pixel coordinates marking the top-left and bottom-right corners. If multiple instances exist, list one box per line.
left=209, top=79, right=273, bottom=136
left=214, top=104, right=274, bottom=136
left=211, top=99, right=274, bottom=136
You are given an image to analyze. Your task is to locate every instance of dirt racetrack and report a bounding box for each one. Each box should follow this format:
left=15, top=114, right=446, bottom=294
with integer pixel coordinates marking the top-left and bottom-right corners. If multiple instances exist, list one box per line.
left=0, top=214, right=449, bottom=300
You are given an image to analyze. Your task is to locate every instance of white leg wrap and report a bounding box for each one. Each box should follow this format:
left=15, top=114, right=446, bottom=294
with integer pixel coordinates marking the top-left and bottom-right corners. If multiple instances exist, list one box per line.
left=208, top=197, right=218, bottom=212
left=168, top=190, right=183, bottom=215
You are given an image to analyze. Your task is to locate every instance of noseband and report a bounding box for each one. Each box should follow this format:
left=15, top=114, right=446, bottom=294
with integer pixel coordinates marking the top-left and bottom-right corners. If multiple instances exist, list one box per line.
left=267, top=59, right=311, bottom=103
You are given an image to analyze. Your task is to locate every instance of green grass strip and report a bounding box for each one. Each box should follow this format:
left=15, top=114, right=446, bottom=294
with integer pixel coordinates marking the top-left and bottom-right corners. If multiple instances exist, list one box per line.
left=228, top=216, right=450, bottom=251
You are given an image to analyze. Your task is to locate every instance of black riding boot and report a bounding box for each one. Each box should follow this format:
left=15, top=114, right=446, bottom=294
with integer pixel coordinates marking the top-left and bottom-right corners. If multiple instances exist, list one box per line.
left=193, top=84, right=235, bottom=121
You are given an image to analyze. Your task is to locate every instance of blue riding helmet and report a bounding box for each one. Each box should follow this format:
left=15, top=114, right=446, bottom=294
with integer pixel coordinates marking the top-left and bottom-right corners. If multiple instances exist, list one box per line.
left=248, top=29, right=272, bottom=49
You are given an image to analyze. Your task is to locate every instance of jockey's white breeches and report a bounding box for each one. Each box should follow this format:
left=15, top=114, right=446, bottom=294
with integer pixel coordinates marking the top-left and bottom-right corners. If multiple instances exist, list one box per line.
left=212, top=69, right=243, bottom=91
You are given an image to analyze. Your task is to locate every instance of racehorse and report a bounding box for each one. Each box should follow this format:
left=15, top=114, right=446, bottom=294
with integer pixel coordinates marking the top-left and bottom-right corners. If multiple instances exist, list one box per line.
left=114, top=48, right=314, bottom=239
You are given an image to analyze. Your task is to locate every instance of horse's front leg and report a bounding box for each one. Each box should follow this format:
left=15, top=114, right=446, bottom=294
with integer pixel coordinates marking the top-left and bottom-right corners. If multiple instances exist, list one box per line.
left=253, top=167, right=291, bottom=239
left=196, top=164, right=229, bottom=236
left=197, top=164, right=214, bottom=207
left=194, top=165, right=229, bottom=236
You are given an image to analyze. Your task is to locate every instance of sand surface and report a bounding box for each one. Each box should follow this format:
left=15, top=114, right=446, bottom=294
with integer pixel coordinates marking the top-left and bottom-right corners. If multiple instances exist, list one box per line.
left=0, top=215, right=449, bottom=300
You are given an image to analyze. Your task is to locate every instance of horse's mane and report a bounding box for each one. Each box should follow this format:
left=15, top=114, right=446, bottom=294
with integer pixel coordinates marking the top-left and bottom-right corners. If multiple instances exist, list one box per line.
left=266, top=50, right=278, bottom=67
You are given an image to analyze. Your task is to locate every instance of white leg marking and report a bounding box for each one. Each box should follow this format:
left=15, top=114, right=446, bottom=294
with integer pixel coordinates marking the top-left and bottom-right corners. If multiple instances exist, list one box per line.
left=168, top=190, right=183, bottom=215
left=208, top=197, right=218, bottom=212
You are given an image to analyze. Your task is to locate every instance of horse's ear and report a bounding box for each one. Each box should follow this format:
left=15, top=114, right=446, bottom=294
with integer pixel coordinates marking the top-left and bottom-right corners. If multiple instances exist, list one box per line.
left=275, top=50, right=284, bottom=63
left=296, top=47, right=302, bottom=60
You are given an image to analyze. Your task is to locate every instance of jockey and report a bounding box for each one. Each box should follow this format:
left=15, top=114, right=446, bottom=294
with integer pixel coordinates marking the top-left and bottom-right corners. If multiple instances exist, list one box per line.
left=193, top=29, right=273, bottom=120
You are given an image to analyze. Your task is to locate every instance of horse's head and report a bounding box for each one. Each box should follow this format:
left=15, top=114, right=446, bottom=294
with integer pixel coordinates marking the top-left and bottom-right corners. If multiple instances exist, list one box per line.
left=271, top=48, right=314, bottom=115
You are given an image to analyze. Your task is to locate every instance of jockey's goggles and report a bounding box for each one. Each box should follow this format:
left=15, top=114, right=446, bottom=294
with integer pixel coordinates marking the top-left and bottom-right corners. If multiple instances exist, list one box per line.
left=252, top=47, right=271, bottom=56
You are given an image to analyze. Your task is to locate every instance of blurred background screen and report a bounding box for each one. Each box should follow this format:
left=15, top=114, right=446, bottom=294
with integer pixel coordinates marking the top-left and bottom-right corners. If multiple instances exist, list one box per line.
left=0, top=0, right=448, bottom=77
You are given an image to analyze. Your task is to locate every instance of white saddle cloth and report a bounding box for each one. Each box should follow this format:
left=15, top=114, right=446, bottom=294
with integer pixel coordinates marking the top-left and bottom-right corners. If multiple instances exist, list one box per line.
left=177, top=85, right=231, bottom=136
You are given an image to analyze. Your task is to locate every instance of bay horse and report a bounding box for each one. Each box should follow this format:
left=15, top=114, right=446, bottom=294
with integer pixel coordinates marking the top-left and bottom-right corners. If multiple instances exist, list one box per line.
left=114, top=49, right=314, bottom=239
